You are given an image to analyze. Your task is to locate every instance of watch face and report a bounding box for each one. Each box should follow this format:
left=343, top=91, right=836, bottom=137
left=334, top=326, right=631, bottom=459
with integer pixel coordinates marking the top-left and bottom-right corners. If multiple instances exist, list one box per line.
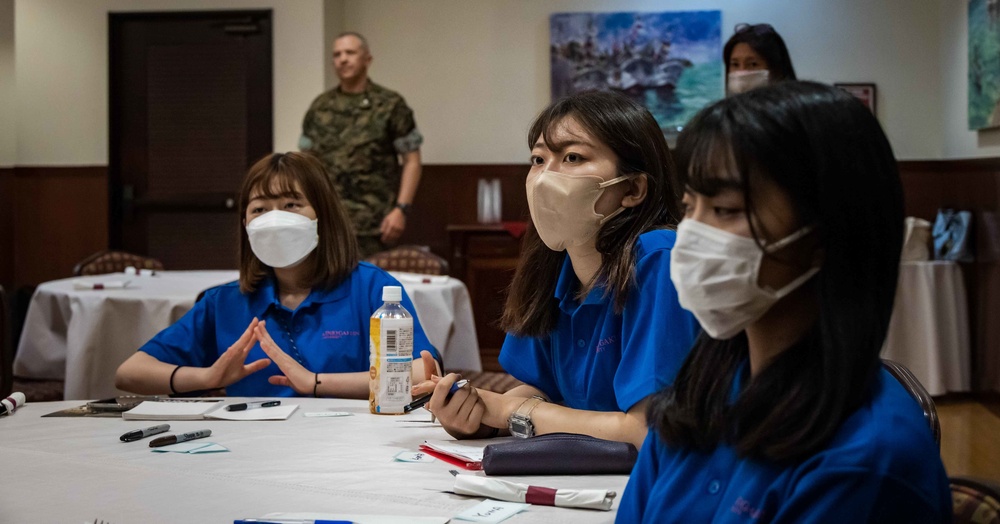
left=509, top=418, right=532, bottom=438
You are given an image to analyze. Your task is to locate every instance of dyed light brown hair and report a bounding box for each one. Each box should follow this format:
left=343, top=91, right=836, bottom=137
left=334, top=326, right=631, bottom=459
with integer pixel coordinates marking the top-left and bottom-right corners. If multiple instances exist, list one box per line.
left=237, top=152, right=359, bottom=294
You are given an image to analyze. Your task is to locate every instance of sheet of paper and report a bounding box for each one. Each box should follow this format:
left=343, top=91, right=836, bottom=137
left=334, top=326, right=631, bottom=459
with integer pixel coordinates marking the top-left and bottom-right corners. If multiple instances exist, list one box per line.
left=151, top=442, right=229, bottom=454
left=207, top=404, right=299, bottom=421
left=72, top=278, right=131, bottom=290
left=122, top=400, right=223, bottom=420
left=452, top=500, right=528, bottom=523
left=421, top=440, right=487, bottom=462
left=394, top=450, right=436, bottom=462
left=303, top=411, right=353, bottom=417
left=262, top=512, right=449, bottom=524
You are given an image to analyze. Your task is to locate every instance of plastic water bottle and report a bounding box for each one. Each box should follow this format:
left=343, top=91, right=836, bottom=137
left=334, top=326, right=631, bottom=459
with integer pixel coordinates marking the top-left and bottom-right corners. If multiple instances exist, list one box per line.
left=369, top=285, right=413, bottom=414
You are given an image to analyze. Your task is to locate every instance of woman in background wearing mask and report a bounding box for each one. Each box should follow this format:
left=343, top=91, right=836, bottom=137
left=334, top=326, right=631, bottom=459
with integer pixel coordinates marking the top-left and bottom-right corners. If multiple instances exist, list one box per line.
left=725, top=23, right=796, bottom=96
left=616, top=82, right=950, bottom=522
left=115, top=152, right=439, bottom=398
left=420, top=91, right=700, bottom=448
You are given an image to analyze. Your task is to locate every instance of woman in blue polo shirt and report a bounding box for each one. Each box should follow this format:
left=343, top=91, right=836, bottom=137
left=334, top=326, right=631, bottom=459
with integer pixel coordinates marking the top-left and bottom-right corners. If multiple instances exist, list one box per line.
left=617, top=82, right=951, bottom=522
left=115, top=152, right=439, bottom=398
left=421, top=91, right=699, bottom=447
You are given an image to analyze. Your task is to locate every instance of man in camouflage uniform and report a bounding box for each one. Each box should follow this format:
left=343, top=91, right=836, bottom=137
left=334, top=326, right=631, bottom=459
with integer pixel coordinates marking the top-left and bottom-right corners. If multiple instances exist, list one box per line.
left=300, top=32, right=423, bottom=257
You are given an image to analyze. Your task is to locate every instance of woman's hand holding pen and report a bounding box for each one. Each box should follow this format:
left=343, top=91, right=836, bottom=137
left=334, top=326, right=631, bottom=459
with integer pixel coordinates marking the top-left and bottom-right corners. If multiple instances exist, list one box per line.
left=426, top=373, right=492, bottom=439
left=202, top=318, right=271, bottom=389
left=254, top=320, right=315, bottom=395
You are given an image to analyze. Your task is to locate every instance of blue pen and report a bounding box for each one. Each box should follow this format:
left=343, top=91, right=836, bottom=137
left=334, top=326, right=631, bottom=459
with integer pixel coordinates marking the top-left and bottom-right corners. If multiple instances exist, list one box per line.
left=403, top=379, right=469, bottom=413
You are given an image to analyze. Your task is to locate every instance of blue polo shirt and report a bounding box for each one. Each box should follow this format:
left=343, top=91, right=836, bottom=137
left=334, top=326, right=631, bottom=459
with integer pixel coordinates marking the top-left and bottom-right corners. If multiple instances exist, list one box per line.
left=616, top=365, right=952, bottom=523
left=139, top=262, right=438, bottom=397
left=499, top=229, right=700, bottom=412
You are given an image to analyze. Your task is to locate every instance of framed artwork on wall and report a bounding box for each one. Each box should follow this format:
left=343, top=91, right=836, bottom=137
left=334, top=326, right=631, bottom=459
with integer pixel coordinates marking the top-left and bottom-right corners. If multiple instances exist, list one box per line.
left=550, top=10, right=722, bottom=138
left=834, top=83, right=877, bottom=115
left=969, top=0, right=1000, bottom=129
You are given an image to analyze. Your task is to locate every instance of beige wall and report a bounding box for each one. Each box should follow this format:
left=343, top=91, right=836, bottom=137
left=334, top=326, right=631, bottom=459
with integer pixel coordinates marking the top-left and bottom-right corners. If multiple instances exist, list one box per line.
left=0, top=0, right=14, bottom=167
left=13, top=0, right=325, bottom=166
left=340, top=0, right=947, bottom=162
left=7, top=0, right=999, bottom=164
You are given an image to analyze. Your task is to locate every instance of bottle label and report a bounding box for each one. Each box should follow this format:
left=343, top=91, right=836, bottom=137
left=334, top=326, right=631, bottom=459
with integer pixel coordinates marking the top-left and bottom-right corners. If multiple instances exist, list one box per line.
left=369, top=317, right=413, bottom=414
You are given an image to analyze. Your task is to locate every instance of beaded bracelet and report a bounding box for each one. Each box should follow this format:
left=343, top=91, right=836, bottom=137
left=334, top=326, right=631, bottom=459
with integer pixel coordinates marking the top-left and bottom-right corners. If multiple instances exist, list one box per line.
left=313, top=372, right=322, bottom=397
left=169, top=365, right=183, bottom=395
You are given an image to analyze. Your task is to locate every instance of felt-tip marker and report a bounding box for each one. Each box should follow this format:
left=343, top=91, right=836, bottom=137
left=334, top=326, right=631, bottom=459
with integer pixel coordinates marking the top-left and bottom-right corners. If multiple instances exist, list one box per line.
left=149, top=429, right=211, bottom=448
left=120, top=424, right=170, bottom=442
left=403, top=379, right=469, bottom=413
left=226, top=400, right=281, bottom=411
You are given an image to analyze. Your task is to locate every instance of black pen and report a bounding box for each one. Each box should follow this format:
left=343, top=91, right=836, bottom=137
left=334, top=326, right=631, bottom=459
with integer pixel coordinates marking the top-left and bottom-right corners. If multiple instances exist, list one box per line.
left=403, top=379, right=469, bottom=413
left=225, top=400, right=281, bottom=412
left=149, top=429, right=212, bottom=448
left=120, top=424, right=170, bottom=442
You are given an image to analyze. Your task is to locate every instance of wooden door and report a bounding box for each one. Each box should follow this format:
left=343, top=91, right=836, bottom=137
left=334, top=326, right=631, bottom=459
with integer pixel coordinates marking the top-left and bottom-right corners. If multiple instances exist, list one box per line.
left=109, top=11, right=272, bottom=269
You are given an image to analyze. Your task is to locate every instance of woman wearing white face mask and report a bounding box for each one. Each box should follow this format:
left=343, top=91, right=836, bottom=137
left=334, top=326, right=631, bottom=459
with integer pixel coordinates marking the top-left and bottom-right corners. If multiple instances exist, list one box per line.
left=617, top=82, right=950, bottom=523
left=724, top=23, right=796, bottom=96
left=418, top=91, right=699, bottom=448
left=116, top=152, right=440, bottom=398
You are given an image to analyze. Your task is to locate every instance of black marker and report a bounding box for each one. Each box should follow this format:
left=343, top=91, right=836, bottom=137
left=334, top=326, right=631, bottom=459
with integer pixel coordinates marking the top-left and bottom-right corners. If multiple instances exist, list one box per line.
left=225, top=400, right=281, bottom=412
left=149, top=429, right=212, bottom=448
left=403, top=379, right=469, bottom=413
left=120, top=424, right=170, bottom=442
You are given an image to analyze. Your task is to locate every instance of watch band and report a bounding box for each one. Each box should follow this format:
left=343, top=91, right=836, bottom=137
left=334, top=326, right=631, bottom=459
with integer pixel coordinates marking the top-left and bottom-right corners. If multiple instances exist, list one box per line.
left=515, top=396, right=544, bottom=419
left=395, top=202, right=412, bottom=216
left=509, top=396, right=545, bottom=439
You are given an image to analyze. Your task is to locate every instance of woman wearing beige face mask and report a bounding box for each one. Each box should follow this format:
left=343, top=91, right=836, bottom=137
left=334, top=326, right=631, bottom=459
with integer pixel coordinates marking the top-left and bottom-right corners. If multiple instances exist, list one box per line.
left=725, top=23, right=797, bottom=96
left=416, top=91, right=700, bottom=449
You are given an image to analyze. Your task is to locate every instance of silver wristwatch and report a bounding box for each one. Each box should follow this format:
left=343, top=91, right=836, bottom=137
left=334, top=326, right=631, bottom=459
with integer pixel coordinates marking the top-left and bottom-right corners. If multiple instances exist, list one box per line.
left=508, top=396, right=545, bottom=439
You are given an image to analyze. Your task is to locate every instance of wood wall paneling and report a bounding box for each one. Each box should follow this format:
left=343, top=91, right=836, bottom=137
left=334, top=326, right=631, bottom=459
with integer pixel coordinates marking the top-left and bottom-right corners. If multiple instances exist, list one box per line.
left=898, top=159, right=1000, bottom=393
left=0, top=167, right=14, bottom=294
left=13, top=167, right=109, bottom=290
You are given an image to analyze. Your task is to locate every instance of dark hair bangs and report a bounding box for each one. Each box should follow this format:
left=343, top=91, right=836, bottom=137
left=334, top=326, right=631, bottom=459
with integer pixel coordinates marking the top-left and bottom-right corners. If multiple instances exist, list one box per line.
left=248, top=165, right=303, bottom=201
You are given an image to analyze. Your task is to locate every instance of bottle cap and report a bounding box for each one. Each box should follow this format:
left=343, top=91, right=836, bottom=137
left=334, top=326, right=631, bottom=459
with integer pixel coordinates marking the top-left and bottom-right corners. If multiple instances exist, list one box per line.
left=382, top=285, right=402, bottom=302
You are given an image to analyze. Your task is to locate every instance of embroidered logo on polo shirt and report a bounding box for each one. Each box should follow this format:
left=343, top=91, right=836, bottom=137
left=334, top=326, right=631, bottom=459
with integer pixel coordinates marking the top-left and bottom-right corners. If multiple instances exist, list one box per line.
left=322, top=329, right=361, bottom=340
left=595, top=336, right=617, bottom=353
left=730, top=497, right=765, bottom=520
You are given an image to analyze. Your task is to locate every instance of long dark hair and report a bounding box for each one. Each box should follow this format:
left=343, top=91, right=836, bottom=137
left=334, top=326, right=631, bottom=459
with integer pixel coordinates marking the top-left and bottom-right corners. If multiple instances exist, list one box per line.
left=724, top=23, right=797, bottom=81
left=238, top=152, right=359, bottom=294
left=649, top=81, right=903, bottom=463
left=501, top=90, right=683, bottom=337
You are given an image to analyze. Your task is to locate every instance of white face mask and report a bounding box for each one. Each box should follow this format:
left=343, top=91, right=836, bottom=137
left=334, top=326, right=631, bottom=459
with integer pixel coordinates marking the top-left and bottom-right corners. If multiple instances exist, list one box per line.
left=670, top=219, right=819, bottom=340
left=526, top=169, right=629, bottom=251
left=246, top=210, right=319, bottom=268
left=727, top=69, right=770, bottom=95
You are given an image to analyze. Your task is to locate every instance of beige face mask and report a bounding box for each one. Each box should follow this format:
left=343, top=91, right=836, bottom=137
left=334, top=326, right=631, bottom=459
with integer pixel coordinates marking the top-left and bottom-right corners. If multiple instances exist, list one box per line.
left=526, top=169, right=629, bottom=251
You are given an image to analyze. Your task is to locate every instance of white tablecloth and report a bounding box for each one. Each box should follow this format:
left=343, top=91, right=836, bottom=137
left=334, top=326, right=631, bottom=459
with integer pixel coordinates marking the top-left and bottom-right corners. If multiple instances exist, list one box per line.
left=882, top=261, right=971, bottom=396
left=0, top=398, right=624, bottom=523
left=13, top=270, right=480, bottom=400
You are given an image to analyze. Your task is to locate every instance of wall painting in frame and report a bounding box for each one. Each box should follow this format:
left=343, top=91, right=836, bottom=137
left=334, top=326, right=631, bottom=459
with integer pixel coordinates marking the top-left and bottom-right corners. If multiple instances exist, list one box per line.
left=969, top=0, right=1000, bottom=129
left=550, top=10, right=722, bottom=137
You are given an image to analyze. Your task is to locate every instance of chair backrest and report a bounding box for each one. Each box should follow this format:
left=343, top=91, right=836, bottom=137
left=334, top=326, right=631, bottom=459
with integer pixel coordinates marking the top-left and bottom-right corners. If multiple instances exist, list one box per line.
left=73, top=250, right=165, bottom=276
left=364, top=245, right=449, bottom=276
left=0, top=284, right=11, bottom=397
left=882, top=358, right=940, bottom=447
left=951, top=476, right=1000, bottom=524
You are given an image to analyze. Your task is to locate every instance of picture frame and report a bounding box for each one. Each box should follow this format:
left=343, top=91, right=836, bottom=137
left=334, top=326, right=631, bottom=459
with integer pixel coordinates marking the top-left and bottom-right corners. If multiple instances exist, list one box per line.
left=834, top=83, right=877, bottom=115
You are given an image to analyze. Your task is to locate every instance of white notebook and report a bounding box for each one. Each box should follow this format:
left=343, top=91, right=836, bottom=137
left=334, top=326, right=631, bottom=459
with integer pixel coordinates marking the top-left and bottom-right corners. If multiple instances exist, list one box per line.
left=122, top=400, right=298, bottom=421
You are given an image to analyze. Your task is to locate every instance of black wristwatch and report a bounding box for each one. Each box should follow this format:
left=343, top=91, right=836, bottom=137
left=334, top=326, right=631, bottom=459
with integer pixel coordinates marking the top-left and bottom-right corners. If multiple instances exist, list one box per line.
left=395, top=202, right=412, bottom=216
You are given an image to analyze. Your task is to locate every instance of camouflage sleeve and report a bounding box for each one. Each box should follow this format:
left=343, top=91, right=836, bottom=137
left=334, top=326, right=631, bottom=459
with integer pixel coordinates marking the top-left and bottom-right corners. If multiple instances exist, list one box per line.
left=298, top=101, right=319, bottom=152
left=389, top=97, right=423, bottom=154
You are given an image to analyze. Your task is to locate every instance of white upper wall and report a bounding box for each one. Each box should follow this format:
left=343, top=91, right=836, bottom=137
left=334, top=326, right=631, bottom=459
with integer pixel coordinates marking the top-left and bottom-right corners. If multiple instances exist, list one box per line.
left=13, top=0, right=325, bottom=166
left=341, top=0, right=945, bottom=162
left=0, top=0, right=15, bottom=167
left=9, top=0, right=997, bottom=164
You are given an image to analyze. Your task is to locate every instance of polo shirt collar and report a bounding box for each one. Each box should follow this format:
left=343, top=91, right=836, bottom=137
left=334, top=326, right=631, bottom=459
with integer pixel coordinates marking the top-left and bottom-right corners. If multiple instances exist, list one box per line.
left=553, top=255, right=606, bottom=313
left=248, top=274, right=352, bottom=316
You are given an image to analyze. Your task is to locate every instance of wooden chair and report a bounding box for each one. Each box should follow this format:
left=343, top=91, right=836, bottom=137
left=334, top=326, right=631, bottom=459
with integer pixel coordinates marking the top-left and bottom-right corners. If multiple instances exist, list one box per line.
left=952, top=476, right=1000, bottom=524
left=73, top=250, right=164, bottom=276
left=364, top=245, right=449, bottom=276
left=882, top=358, right=940, bottom=447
